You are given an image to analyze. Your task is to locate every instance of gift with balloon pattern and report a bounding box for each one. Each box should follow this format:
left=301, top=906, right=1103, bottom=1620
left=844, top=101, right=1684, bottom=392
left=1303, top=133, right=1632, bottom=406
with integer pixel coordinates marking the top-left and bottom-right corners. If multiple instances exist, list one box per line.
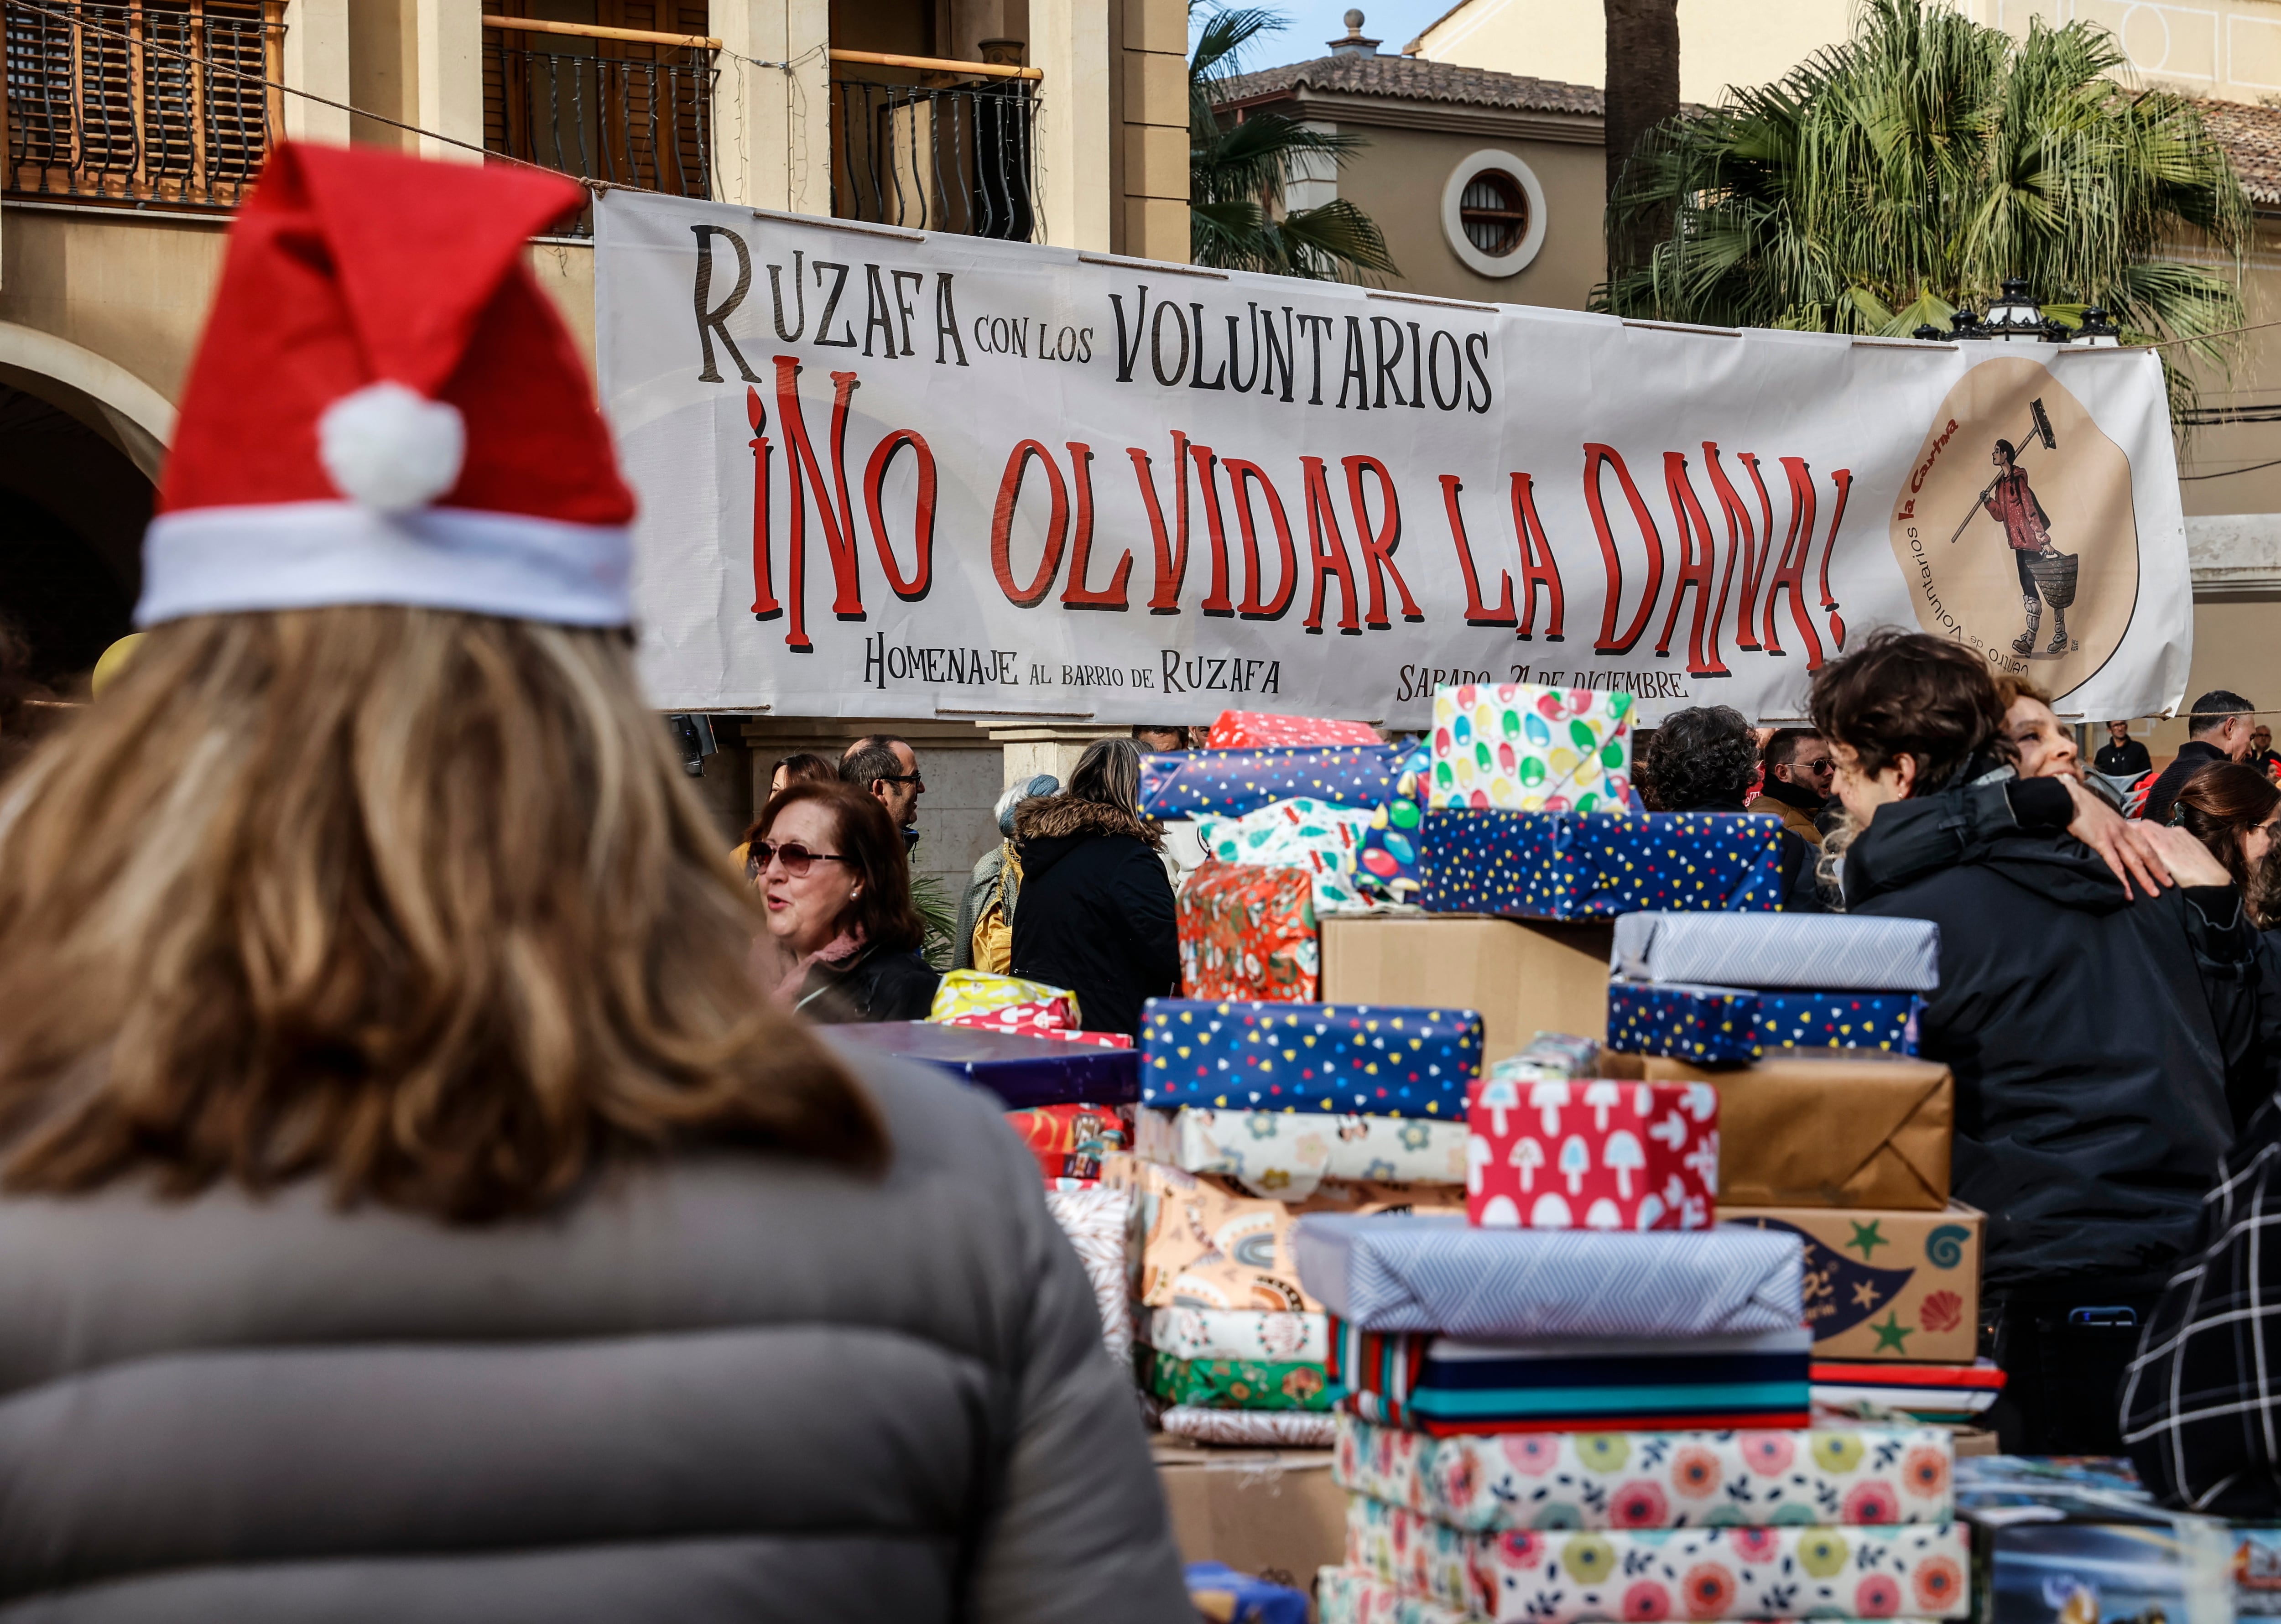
left=927, top=968, right=1082, bottom=1025
left=1140, top=744, right=1405, bottom=821
left=1355, top=739, right=1431, bottom=902
left=1608, top=983, right=1925, bottom=1064
left=1140, top=999, right=1486, bottom=1117
left=1345, top=1495, right=1972, bottom=1623
left=1333, top=1416, right=1955, bottom=1532
left=1419, top=810, right=1788, bottom=919
left=1205, top=710, right=1385, bottom=750
left=1177, top=860, right=1321, bottom=1003
left=1429, top=683, right=1633, bottom=813
left=1195, top=798, right=1375, bottom=915
left=1465, top=1071, right=1718, bottom=1231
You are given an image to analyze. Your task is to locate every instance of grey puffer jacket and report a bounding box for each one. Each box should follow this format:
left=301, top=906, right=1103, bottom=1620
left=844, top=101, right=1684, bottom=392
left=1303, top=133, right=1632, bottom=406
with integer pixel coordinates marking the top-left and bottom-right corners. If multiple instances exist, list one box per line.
left=0, top=1046, right=1189, bottom=1624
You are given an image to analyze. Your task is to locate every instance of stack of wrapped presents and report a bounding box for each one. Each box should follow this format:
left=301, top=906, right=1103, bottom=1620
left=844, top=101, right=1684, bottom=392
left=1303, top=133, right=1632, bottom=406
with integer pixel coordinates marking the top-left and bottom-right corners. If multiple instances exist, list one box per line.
left=1304, top=1036, right=1974, bottom=1624
left=1108, top=995, right=1485, bottom=1447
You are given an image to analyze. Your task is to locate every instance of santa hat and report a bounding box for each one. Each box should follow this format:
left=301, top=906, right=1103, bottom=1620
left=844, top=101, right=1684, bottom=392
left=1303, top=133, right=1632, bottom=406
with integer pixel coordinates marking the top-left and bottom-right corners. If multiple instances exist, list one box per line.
left=136, top=143, right=636, bottom=629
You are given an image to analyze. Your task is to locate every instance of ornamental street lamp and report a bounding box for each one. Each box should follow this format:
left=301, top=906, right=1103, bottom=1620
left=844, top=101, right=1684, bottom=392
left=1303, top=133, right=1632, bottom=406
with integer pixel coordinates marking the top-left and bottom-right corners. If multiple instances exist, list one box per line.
left=1912, top=281, right=2120, bottom=345
left=1980, top=277, right=2047, bottom=341
left=2074, top=307, right=2123, bottom=347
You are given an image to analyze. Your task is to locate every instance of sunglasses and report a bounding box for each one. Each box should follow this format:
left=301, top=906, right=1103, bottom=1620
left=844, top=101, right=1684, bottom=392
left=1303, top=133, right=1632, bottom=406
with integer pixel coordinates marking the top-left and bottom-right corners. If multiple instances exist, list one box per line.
left=1790, top=758, right=1836, bottom=774
left=747, top=840, right=853, bottom=879
left=875, top=771, right=925, bottom=790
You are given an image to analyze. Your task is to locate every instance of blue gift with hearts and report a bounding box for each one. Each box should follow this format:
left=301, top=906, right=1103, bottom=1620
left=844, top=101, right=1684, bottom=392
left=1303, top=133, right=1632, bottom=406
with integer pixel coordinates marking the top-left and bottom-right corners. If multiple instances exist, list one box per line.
left=1140, top=998, right=1484, bottom=1117
left=1607, top=981, right=1924, bottom=1062
left=1418, top=808, right=1787, bottom=918
left=1138, top=744, right=1403, bottom=821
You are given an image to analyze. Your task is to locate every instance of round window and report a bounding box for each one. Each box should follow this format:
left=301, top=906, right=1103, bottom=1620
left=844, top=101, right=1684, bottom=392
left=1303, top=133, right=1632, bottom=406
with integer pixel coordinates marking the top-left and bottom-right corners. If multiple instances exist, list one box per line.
left=1441, top=150, right=1547, bottom=277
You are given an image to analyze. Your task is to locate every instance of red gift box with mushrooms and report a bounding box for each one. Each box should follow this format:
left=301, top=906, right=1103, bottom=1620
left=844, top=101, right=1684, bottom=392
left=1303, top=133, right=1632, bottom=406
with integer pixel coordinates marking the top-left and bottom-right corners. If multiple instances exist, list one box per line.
left=1464, top=1068, right=1719, bottom=1230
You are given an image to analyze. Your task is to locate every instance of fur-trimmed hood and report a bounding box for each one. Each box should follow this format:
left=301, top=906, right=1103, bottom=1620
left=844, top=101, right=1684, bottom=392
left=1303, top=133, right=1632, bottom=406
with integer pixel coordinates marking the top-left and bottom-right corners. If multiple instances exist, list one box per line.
left=1013, top=793, right=1161, bottom=850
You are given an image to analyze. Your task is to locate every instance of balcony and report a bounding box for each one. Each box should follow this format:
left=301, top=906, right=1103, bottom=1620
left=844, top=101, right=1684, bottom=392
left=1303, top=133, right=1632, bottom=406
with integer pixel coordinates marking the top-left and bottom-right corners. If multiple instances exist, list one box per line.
left=482, top=13, right=716, bottom=234
left=829, top=52, right=1040, bottom=241
left=3, top=0, right=284, bottom=212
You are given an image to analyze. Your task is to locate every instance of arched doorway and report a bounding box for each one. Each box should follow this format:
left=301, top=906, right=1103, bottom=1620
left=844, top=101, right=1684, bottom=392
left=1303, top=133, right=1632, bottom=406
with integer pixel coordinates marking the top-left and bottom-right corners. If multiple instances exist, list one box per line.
left=0, top=384, right=144, bottom=686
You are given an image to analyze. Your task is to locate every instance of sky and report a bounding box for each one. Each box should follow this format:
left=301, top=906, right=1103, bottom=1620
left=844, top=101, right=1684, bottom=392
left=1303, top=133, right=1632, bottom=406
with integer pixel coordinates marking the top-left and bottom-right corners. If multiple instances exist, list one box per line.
left=1202, top=1, right=1458, bottom=62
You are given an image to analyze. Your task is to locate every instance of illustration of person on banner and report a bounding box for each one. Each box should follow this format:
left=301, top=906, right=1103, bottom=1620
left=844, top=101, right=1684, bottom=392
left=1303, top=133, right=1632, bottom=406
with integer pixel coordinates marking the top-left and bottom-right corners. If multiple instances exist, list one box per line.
left=1978, top=405, right=2079, bottom=659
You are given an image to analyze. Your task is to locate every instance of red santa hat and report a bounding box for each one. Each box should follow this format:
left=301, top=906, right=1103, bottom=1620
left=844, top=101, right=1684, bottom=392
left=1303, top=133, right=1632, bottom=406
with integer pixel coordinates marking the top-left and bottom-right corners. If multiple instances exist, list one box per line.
left=137, top=142, right=636, bottom=628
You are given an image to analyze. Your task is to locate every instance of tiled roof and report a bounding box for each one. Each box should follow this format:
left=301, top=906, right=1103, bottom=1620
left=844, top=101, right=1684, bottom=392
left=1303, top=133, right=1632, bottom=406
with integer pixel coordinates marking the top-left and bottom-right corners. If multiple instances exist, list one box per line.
left=1219, top=52, right=1603, bottom=119
left=2198, top=98, right=2281, bottom=206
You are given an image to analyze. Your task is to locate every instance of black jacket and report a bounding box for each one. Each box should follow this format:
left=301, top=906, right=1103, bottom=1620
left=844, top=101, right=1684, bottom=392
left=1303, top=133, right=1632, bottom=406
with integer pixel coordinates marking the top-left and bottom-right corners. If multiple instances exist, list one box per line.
left=1010, top=796, right=1180, bottom=1038
left=2141, top=739, right=2229, bottom=823
left=1842, top=770, right=2258, bottom=1295
left=794, top=944, right=941, bottom=1024
left=2094, top=738, right=2153, bottom=778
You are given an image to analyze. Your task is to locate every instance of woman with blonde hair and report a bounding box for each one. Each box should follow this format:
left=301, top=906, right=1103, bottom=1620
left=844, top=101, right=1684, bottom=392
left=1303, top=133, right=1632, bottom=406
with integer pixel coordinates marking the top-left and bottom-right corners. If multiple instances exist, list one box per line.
left=0, top=144, right=1184, bottom=1622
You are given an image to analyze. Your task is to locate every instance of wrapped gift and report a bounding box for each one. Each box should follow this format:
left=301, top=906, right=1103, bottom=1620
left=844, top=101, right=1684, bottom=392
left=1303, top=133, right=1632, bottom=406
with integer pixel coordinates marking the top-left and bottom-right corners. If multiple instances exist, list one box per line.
left=1178, top=860, right=1320, bottom=1003
left=1006, top=1102, right=1133, bottom=1182
left=1612, top=912, right=1942, bottom=992
left=1042, top=1182, right=1134, bottom=1369
left=945, top=1007, right=1131, bottom=1048
left=1205, top=711, right=1384, bottom=750
left=1813, top=1359, right=2005, bottom=1421
left=1355, top=739, right=1431, bottom=903
left=1184, top=1562, right=1311, bottom=1624
left=1602, top=1054, right=1953, bottom=1210
left=1315, top=1567, right=1472, bottom=1624
left=1348, top=1498, right=1973, bottom=1623
left=1136, top=1105, right=1470, bottom=1200
left=1293, top=1213, right=1803, bottom=1338
left=1140, top=744, right=1404, bottom=821
left=1161, top=1407, right=1339, bottom=1448
left=1333, top=1322, right=1812, bottom=1434
left=831, top=1021, right=1139, bottom=1109
left=1142, top=1304, right=1330, bottom=1363
left=1419, top=810, right=1787, bottom=919
left=1139, top=1000, right=1485, bottom=1118
left=927, top=968, right=1081, bottom=1025
left=1334, top=1416, right=1956, bottom=1530
left=1428, top=682, right=1634, bottom=813
left=1607, top=984, right=1924, bottom=1063
left=1196, top=797, right=1375, bottom=915
left=1465, top=1074, right=1717, bottom=1230
left=1720, top=1202, right=1984, bottom=1363
left=1102, top=1154, right=1462, bottom=1312
left=1141, top=1347, right=1337, bottom=1411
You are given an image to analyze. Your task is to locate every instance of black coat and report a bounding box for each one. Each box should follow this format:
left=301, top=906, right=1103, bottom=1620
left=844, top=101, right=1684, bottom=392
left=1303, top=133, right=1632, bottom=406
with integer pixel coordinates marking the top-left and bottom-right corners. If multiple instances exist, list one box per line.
left=1842, top=771, right=2258, bottom=1296
left=794, top=944, right=941, bottom=1024
left=2140, top=739, right=2228, bottom=823
left=1010, top=796, right=1180, bottom=1039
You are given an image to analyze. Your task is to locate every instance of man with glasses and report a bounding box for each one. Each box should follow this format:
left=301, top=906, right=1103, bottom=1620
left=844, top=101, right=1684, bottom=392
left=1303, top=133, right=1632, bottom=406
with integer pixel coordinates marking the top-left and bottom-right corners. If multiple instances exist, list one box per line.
left=1747, top=728, right=1836, bottom=848
left=841, top=734, right=924, bottom=851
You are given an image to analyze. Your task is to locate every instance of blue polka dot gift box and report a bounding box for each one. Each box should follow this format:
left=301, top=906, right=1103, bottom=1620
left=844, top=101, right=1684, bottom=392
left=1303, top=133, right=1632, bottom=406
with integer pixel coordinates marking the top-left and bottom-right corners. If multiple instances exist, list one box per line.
left=1140, top=999, right=1485, bottom=1117
left=1607, top=981, right=1924, bottom=1063
left=1138, top=744, right=1403, bottom=822
left=1418, top=808, right=1787, bottom=919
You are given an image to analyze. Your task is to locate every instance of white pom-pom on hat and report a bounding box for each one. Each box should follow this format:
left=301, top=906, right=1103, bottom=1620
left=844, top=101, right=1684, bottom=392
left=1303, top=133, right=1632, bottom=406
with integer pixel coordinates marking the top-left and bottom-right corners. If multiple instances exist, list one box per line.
left=318, top=381, right=466, bottom=513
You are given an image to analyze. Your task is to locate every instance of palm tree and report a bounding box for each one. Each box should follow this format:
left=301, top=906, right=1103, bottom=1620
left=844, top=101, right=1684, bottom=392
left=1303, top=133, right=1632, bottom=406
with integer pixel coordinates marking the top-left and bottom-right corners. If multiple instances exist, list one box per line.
left=1597, top=0, right=2248, bottom=414
left=1189, top=5, right=1398, bottom=280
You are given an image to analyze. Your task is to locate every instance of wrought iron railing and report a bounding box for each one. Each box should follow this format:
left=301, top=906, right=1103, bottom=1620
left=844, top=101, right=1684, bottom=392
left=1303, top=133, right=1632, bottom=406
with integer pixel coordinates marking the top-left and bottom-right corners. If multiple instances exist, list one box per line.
left=483, top=26, right=715, bottom=234
left=3, top=0, right=283, bottom=210
left=830, top=72, right=1039, bottom=241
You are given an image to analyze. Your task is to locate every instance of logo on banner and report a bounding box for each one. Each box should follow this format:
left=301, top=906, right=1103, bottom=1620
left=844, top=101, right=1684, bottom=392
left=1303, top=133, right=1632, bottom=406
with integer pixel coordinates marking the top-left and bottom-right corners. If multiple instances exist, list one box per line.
left=1888, top=356, right=2140, bottom=697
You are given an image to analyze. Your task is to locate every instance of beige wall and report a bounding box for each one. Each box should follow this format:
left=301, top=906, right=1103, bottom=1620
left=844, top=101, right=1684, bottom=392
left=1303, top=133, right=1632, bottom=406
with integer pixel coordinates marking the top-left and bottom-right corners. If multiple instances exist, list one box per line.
left=1329, top=122, right=1605, bottom=309
left=0, top=210, right=228, bottom=407
left=2132, top=597, right=2281, bottom=749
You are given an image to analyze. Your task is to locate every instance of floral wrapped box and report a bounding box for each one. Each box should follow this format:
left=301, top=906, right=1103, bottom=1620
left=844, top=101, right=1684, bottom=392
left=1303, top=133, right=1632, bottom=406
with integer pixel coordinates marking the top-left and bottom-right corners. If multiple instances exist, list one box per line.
left=1137, top=1104, right=1469, bottom=1200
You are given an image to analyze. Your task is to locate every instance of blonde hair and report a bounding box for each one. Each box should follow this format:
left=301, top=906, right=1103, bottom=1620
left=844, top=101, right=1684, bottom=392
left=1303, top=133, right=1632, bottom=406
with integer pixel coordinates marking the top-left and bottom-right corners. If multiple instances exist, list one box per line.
left=1992, top=673, right=2054, bottom=711
left=0, top=607, right=883, bottom=1220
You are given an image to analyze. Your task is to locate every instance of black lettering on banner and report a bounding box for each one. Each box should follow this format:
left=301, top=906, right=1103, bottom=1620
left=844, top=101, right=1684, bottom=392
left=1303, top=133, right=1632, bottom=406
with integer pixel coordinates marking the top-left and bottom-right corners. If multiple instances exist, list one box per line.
left=891, top=269, right=925, bottom=356
left=1463, top=332, right=1493, bottom=412
left=1188, top=303, right=1227, bottom=390
left=860, top=265, right=898, bottom=358
left=1109, top=286, right=1148, bottom=382
left=1151, top=300, right=1191, bottom=386
left=812, top=261, right=857, bottom=347
left=1227, top=306, right=1260, bottom=393
left=933, top=272, right=969, bottom=365
left=769, top=248, right=806, bottom=342
left=1370, top=316, right=1405, bottom=409
left=1299, top=313, right=1331, bottom=406
left=1406, top=321, right=1427, bottom=410
left=1336, top=315, right=1371, bottom=410
left=690, top=224, right=760, bottom=383
left=863, top=633, right=1022, bottom=691
left=1427, top=330, right=1462, bottom=411
left=1262, top=307, right=1296, bottom=403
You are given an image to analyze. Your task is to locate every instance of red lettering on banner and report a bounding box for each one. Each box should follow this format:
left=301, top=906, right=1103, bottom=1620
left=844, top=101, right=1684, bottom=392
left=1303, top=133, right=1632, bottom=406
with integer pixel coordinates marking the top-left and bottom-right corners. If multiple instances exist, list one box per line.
left=1343, top=455, right=1422, bottom=627
left=1760, top=457, right=1825, bottom=666
left=1701, top=444, right=1762, bottom=654
left=771, top=356, right=868, bottom=650
left=1819, top=467, right=1853, bottom=650
left=1299, top=456, right=1362, bottom=634
left=862, top=427, right=935, bottom=600
left=990, top=439, right=1069, bottom=608
left=1439, top=474, right=1515, bottom=627
left=1507, top=472, right=1565, bottom=642
left=1655, top=453, right=1731, bottom=678
left=745, top=385, right=781, bottom=623
left=1225, top=459, right=1297, bottom=620
left=1060, top=441, right=1133, bottom=609
left=1130, top=430, right=1191, bottom=613
left=1582, top=443, right=1665, bottom=656
left=1189, top=442, right=1237, bottom=616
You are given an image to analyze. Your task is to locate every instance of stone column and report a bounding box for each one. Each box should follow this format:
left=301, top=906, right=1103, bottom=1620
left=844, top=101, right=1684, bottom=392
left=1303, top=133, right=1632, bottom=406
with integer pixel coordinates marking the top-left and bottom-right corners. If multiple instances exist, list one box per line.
left=1118, top=0, right=1189, bottom=260
left=712, top=0, right=833, bottom=214
left=1034, top=0, right=1113, bottom=250
left=413, top=0, right=484, bottom=163
left=281, top=0, right=353, bottom=146
left=992, top=724, right=1129, bottom=791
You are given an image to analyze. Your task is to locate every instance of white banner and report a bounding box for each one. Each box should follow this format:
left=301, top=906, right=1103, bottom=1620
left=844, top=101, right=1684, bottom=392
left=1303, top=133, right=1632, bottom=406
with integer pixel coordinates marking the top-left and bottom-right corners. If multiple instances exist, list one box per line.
left=595, top=192, right=2192, bottom=727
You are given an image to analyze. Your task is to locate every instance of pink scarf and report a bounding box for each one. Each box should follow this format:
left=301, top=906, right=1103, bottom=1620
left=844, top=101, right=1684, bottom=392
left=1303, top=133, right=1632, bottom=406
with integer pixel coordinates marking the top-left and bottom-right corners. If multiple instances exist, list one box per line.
left=765, top=923, right=868, bottom=1006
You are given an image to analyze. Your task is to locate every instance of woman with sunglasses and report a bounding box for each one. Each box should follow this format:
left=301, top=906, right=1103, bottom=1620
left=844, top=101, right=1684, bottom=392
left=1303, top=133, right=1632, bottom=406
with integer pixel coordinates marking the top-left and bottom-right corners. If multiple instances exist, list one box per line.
left=750, top=780, right=940, bottom=1022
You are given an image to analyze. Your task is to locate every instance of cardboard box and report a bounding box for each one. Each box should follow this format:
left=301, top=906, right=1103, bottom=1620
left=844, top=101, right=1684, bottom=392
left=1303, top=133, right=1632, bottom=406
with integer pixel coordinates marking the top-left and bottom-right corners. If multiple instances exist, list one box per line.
left=1721, top=1200, right=1984, bottom=1362
left=1604, top=1053, right=1953, bottom=1210
left=1153, top=1441, right=1345, bottom=1589
left=1321, top=914, right=1612, bottom=1067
